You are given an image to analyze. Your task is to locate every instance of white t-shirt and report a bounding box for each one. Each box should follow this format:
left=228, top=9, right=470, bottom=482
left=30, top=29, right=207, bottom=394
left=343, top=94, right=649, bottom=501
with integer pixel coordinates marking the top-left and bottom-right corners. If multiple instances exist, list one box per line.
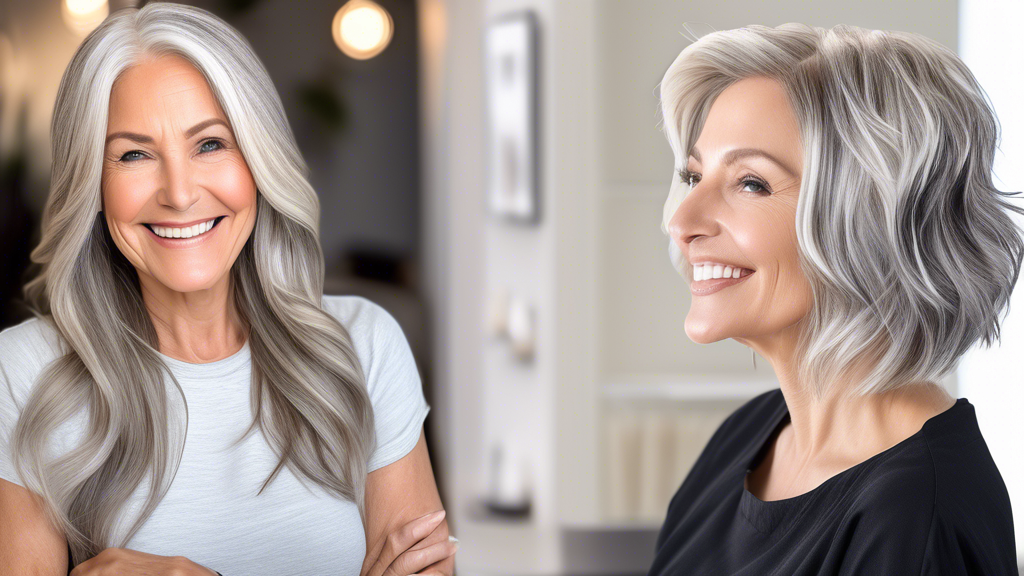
left=0, top=294, right=430, bottom=575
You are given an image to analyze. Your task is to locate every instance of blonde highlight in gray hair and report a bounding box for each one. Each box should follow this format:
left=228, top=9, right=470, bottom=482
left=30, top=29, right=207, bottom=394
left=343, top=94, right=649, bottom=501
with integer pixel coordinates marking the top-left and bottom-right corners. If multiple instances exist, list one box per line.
left=14, top=3, right=374, bottom=565
left=660, top=24, right=1024, bottom=400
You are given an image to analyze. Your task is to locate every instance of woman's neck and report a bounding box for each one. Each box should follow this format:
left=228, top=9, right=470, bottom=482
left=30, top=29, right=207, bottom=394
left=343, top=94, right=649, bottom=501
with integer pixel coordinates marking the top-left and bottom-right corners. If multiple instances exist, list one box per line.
left=745, top=327, right=956, bottom=474
left=138, top=271, right=247, bottom=363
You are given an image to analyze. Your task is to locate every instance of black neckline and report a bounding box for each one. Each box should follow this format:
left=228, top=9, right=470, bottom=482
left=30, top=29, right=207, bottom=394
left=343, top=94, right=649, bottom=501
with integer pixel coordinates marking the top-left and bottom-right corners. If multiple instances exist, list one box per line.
left=737, top=391, right=968, bottom=533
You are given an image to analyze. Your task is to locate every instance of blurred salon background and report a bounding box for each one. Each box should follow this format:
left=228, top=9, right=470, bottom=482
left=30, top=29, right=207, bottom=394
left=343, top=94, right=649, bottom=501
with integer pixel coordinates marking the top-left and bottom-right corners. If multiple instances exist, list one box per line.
left=0, top=0, right=1021, bottom=574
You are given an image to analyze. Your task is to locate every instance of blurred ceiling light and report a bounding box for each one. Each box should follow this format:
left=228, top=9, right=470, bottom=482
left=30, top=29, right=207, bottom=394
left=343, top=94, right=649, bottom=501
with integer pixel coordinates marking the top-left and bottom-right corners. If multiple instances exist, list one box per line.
left=332, top=0, right=393, bottom=60
left=62, top=0, right=110, bottom=36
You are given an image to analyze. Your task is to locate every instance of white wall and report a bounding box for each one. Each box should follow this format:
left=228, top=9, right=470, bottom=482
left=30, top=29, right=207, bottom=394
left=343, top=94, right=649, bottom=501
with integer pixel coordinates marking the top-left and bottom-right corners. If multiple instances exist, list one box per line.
left=958, top=0, right=1024, bottom=565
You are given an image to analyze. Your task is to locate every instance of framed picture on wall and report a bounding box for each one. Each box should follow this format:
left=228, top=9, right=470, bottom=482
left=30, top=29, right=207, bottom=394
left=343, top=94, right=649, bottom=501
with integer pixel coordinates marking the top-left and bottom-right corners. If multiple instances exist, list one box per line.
left=485, top=11, right=539, bottom=223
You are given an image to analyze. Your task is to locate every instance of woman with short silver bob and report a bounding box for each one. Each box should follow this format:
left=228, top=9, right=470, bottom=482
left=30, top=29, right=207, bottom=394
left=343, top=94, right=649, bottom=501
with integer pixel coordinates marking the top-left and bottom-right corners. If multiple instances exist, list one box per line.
left=0, top=3, right=455, bottom=576
left=651, top=23, right=1020, bottom=574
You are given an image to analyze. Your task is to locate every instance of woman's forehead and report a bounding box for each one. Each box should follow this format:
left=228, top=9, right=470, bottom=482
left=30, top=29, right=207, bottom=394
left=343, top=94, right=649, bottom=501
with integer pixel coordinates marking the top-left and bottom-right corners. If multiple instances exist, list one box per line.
left=691, top=77, right=802, bottom=171
left=107, top=54, right=226, bottom=132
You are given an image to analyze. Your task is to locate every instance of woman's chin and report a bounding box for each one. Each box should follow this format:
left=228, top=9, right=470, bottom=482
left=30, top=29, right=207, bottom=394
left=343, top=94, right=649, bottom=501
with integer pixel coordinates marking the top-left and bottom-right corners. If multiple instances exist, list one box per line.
left=684, top=316, right=729, bottom=344
left=150, top=269, right=229, bottom=294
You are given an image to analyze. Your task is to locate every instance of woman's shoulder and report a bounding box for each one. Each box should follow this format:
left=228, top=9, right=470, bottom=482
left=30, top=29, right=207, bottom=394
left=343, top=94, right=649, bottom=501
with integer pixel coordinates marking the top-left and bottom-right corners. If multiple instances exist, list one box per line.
left=0, top=317, right=69, bottom=438
left=320, top=294, right=406, bottom=352
left=319, top=293, right=417, bottom=384
left=920, top=398, right=1015, bottom=530
left=0, top=316, right=67, bottom=385
left=321, top=293, right=393, bottom=328
left=839, top=401, right=1016, bottom=573
left=859, top=398, right=1010, bottom=511
left=0, top=315, right=64, bottom=351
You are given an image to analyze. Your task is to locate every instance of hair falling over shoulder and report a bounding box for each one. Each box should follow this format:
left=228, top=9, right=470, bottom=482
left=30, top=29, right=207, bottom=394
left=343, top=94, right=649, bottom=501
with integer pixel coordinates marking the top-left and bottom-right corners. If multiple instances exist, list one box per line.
left=14, top=3, right=375, bottom=565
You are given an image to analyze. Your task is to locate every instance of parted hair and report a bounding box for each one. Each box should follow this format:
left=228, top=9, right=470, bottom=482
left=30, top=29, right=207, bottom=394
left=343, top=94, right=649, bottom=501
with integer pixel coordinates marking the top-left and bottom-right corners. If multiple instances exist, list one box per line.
left=14, top=2, right=374, bottom=565
left=659, top=24, right=1024, bottom=399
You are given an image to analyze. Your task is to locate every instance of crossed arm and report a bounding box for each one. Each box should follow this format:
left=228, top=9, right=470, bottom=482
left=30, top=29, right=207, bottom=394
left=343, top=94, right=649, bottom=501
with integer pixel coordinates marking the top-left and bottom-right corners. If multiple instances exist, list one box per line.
left=361, top=427, right=456, bottom=576
left=1, top=427, right=454, bottom=576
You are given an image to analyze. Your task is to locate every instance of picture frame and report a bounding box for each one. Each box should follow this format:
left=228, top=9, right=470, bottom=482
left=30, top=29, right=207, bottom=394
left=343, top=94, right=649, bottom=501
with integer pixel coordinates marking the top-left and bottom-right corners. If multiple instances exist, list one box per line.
left=484, top=11, right=540, bottom=223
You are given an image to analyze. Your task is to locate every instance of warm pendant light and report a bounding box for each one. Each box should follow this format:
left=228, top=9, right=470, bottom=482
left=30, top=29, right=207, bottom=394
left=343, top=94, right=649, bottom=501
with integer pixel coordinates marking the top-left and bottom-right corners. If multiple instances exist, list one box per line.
left=332, top=0, right=394, bottom=60
left=62, top=0, right=109, bottom=36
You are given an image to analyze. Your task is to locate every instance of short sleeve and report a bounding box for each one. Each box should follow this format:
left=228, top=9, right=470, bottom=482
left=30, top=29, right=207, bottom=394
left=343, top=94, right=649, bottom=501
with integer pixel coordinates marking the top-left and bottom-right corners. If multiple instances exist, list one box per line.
left=918, top=511, right=974, bottom=576
left=919, top=502, right=1019, bottom=576
left=0, top=349, right=25, bottom=487
left=323, top=296, right=430, bottom=473
left=843, top=503, right=1012, bottom=576
left=0, top=319, right=59, bottom=488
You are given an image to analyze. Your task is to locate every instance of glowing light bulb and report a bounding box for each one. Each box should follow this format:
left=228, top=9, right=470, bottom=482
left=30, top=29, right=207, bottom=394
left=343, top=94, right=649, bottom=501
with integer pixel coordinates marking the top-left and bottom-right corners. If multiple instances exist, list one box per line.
left=62, top=0, right=109, bottom=36
left=332, top=0, right=393, bottom=60
left=65, top=0, right=107, bottom=15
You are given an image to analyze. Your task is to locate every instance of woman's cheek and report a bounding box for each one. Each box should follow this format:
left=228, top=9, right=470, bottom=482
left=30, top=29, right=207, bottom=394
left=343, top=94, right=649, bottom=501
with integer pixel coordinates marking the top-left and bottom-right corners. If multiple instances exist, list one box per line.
left=102, top=169, right=153, bottom=223
left=201, top=155, right=256, bottom=211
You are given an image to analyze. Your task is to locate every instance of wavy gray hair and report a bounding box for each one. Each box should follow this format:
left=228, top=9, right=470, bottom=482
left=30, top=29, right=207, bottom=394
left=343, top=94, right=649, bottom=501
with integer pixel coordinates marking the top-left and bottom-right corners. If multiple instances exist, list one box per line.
left=659, top=24, right=1024, bottom=400
left=15, top=3, right=374, bottom=565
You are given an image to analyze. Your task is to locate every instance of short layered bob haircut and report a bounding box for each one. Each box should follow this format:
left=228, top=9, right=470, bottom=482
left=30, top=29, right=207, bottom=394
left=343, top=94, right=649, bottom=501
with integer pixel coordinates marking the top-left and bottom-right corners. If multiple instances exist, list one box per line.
left=660, top=24, right=1024, bottom=400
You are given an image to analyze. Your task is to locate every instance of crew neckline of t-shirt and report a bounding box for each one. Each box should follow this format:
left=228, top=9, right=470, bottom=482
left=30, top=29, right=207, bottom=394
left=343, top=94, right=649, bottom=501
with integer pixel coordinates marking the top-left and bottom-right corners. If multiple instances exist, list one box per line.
left=737, top=389, right=969, bottom=533
left=156, top=339, right=251, bottom=379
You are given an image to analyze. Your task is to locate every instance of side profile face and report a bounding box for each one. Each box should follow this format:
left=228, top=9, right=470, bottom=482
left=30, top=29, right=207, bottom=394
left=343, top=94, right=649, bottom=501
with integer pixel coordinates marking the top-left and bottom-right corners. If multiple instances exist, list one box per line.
left=666, top=76, right=812, bottom=351
left=102, top=53, right=257, bottom=295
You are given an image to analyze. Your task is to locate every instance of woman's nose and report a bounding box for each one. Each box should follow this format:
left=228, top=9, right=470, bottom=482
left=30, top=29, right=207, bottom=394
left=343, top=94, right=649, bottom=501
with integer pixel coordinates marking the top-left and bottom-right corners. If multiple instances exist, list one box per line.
left=667, top=175, right=721, bottom=247
left=155, top=155, right=201, bottom=211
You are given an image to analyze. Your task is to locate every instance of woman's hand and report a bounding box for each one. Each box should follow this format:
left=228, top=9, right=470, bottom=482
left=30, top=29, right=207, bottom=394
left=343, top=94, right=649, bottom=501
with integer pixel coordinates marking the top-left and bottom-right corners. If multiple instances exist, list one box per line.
left=361, top=509, right=458, bottom=576
left=69, top=548, right=218, bottom=576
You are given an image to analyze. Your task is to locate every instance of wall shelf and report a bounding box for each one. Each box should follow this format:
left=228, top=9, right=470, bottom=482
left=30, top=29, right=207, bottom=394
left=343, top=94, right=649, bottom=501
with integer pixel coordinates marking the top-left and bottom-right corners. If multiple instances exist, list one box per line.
left=603, top=375, right=778, bottom=401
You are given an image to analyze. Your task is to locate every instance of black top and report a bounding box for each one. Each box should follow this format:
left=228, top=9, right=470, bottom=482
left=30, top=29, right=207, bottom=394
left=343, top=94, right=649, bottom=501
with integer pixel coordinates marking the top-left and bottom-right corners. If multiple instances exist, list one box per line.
left=648, top=388, right=1018, bottom=575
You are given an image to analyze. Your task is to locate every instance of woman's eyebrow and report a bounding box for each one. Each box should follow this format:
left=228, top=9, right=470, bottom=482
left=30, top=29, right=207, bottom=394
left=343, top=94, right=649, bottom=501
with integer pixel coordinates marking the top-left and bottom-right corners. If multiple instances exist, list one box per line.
left=183, top=118, right=230, bottom=138
left=105, top=131, right=153, bottom=145
left=689, top=146, right=798, bottom=178
left=104, top=118, right=231, bottom=145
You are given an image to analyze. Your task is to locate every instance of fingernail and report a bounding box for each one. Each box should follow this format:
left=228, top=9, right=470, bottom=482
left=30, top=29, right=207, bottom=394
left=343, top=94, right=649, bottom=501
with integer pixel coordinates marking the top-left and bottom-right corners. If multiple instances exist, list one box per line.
left=448, top=535, right=459, bottom=544
left=428, top=509, right=446, bottom=524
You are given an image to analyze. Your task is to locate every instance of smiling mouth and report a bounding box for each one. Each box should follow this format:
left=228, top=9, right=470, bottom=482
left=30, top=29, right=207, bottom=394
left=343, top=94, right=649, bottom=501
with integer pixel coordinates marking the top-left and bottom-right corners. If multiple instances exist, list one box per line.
left=144, top=215, right=226, bottom=239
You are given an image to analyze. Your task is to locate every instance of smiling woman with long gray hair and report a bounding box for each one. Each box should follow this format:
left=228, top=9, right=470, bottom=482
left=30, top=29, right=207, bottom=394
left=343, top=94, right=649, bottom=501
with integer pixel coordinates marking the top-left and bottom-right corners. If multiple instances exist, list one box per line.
left=0, top=4, right=455, bottom=576
left=650, top=24, right=1020, bottom=575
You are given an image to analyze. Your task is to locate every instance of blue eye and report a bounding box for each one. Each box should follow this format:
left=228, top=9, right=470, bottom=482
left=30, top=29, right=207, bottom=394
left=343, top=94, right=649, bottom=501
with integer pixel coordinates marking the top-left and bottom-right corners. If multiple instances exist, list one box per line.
left=742, top=180, right=764, bottom=193
left=199, top=139, right=223, bottom=153
left=119, top=151, right=145, bottom=162
left=740, top=176, right=772, bottom=195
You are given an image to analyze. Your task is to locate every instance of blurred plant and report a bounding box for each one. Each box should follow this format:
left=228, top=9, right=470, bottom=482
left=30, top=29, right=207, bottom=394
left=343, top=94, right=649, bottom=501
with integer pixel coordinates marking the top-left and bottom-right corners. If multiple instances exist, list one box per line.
left=297, top=75, right=349, bottom=134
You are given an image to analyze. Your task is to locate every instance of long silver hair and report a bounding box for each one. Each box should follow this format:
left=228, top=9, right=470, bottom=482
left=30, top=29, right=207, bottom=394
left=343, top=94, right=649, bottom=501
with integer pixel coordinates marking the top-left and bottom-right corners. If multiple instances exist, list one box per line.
left=14, top=3, right=374, bottom=565
left=660, top=24, right=1024, bottom=399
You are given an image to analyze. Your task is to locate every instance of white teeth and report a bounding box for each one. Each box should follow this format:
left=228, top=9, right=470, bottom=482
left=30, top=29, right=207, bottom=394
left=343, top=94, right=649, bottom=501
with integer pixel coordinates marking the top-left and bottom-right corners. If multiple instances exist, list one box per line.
left=152, top=218, right=217, bottom=239
left=692, top=263, right=751, bottom=281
